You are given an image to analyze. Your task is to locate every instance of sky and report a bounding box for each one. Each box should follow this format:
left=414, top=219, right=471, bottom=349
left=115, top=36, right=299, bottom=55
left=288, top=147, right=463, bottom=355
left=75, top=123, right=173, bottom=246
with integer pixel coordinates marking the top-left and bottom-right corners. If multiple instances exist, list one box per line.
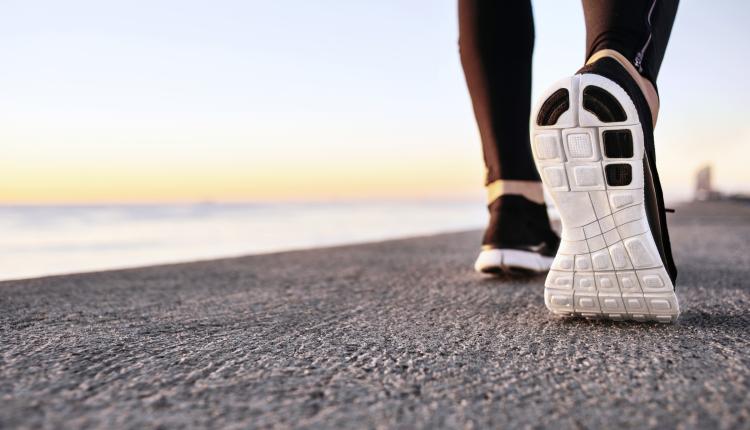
left=1, top=0, right=749, bottom=203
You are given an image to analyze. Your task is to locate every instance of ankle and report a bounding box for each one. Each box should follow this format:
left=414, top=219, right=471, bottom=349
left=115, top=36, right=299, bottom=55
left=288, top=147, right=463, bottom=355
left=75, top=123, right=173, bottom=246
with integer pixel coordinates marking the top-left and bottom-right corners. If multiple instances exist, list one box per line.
left=486, top=179, right=544, bottom=205
left=586, top=49, right=660, bottom=127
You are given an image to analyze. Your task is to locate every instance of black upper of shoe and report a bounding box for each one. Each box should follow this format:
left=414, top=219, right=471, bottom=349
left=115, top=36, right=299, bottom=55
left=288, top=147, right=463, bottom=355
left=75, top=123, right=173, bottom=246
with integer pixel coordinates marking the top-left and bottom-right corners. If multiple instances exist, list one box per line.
left=482, top=194, right=560, bottom=257
left=576, top=57, right=678, bottom=286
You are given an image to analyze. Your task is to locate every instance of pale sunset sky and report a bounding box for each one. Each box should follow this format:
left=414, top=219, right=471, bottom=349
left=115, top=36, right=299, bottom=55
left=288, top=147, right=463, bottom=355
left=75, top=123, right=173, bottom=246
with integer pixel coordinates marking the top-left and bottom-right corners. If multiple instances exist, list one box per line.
left=1, top=0, right=748, bottom=203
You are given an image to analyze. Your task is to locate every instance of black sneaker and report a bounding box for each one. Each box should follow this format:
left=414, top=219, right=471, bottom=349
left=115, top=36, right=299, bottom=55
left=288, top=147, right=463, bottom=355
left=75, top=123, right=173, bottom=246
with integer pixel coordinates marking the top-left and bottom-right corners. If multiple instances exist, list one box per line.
left=474, top=194, right=560, bottom=274
left=530, top=56, right=679, bottom=322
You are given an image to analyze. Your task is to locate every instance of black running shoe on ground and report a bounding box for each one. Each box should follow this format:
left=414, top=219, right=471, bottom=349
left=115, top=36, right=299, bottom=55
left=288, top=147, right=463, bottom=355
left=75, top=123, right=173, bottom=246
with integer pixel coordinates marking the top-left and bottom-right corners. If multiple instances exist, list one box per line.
left=530, top=56, right=679, bottom=322
left=474, top=194, right=560, bottom=274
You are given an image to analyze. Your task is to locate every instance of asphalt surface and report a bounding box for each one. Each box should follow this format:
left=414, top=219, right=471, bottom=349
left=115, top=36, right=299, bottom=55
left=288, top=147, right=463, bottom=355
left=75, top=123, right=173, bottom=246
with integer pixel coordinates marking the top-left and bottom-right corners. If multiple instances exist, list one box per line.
left=1, top=201, right=749, bottom=429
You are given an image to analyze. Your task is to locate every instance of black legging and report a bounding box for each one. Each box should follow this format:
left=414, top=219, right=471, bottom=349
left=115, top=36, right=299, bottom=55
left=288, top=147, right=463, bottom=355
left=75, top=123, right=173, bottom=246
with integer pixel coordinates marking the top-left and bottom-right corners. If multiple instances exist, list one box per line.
left=459, top=0, right=679, bottom=185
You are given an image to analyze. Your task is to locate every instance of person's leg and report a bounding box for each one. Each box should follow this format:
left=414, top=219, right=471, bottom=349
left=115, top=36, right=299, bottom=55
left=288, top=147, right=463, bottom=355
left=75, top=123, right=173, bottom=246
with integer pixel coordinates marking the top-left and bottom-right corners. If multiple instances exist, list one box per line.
left=458, top=0, right=539, bottom=196
left=530, top=0, right=681, bottom=321
left=581, top=0, right=680, bottom=125
left=459, top=0, right=559, bottom=274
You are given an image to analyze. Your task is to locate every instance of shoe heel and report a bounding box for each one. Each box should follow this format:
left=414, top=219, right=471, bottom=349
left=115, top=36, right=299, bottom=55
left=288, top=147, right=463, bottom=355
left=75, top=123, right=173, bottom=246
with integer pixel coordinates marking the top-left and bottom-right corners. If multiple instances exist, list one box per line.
left=531, top=74, right=679, bottom=323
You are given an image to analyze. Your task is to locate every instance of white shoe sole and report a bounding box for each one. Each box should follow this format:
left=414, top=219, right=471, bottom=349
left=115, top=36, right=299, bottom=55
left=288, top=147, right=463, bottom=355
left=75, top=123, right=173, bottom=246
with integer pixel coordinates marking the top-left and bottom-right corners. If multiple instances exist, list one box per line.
left=475, top=249, right=554, bottom=274
left=530, top=74, right=680, bottom=323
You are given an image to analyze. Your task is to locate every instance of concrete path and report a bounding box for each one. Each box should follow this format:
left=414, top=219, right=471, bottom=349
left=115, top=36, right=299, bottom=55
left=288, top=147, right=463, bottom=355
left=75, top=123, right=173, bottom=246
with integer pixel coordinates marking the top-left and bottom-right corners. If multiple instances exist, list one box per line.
left=2, top=201, right=749, bottom=429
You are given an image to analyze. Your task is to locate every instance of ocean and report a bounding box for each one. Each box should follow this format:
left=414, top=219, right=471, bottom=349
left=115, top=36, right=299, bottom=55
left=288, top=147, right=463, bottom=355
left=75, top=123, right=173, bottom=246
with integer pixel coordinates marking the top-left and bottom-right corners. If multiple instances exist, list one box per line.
left=0, top=201, right=489, bottom=281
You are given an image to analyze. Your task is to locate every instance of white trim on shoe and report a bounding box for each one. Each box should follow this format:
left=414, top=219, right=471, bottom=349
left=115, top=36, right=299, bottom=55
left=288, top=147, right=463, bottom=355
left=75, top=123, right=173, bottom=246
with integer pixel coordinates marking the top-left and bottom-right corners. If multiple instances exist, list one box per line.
left=474, top=248, right=554, bottom=274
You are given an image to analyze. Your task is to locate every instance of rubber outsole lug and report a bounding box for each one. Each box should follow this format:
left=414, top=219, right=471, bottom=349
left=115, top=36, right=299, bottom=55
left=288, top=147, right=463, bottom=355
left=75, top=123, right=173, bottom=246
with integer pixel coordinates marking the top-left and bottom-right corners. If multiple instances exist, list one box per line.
left=582, top=85, right=627, bottom=123
left=536, top=88, right=570, bottom=126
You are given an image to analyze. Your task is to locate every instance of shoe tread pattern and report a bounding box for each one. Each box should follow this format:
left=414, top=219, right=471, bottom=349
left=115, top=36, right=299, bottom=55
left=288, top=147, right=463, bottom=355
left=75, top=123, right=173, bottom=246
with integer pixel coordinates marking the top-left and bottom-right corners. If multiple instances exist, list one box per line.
left=532, top=75, right=679, bottom=323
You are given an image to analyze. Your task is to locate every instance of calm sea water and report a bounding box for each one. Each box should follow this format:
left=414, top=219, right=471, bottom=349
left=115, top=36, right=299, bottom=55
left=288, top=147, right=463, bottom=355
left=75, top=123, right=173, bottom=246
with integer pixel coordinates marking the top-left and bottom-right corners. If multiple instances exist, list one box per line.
left=0, top=201, right=491, bottom=281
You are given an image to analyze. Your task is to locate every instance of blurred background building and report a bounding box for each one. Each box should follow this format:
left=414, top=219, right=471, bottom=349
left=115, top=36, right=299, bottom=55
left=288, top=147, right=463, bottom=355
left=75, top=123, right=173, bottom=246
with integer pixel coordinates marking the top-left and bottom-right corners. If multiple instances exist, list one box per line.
left=694, top=164, right=750, bottom=202
left=694, top=165, right=720, bottom=201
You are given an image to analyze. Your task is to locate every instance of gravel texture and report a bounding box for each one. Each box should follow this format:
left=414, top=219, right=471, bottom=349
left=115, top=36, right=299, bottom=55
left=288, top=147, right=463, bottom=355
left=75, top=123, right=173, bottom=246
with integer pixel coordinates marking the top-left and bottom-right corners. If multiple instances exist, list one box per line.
left=1, top=201, right=749, bottom=429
